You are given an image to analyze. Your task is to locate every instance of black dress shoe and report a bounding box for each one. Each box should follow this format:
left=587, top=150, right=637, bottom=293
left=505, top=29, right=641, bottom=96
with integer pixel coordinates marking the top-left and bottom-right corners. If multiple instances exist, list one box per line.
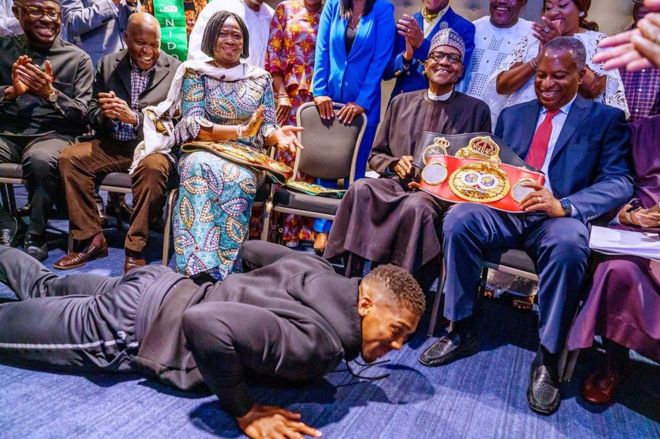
left=527, top=363, right=561, bottom=415
left=24, top=235, right=48, bottom=262
left=419, top=331, right=479, bottom=367
left=0, top=228, right=12, bottom=247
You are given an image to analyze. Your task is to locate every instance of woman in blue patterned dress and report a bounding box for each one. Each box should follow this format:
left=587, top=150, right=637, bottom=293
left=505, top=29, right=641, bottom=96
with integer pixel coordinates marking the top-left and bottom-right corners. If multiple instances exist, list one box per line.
left=172, top=11, right=302, bottom=282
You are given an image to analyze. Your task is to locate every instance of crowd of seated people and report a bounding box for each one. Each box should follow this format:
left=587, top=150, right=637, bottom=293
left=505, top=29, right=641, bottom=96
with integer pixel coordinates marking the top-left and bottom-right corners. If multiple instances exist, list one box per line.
left=0, top=0, right=657, bottom=424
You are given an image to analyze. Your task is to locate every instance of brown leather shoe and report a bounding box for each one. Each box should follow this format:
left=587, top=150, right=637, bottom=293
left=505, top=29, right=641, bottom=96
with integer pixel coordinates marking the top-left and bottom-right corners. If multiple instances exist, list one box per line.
left=124, top=256, right=146, bottom=273
left=54, top=238, right=108, bottom=270
left=581, top=366, right=623, bottom=405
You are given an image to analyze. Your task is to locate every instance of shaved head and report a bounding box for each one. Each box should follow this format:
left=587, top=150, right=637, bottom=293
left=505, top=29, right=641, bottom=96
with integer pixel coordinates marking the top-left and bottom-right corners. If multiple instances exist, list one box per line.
left=127, top=12, right=160, bottom=37
left=126, top=12, right=161, bottom=70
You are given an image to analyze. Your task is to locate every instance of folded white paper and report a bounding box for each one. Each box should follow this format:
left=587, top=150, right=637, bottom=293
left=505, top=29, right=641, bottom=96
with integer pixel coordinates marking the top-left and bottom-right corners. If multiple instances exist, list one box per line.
left=589, top=226, right=660, bottom=261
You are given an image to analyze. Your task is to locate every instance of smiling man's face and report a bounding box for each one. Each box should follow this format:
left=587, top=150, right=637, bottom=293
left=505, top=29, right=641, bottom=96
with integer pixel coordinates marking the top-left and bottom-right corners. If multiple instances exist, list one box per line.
left=15, top=0, right=61, bottom=49
left=127, top=15, right=161, bottom=71
left=534, top=47, right=584, bottom=110
left=489, top=0, right=526, bottom=28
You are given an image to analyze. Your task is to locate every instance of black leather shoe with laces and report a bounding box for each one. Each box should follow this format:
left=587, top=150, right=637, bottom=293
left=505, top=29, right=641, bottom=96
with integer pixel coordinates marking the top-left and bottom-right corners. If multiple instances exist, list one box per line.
left=24, top=234, right=48, bottom=262
left=0, top=228, right=12, bottom=247
left=419, top=330, right=479, bottom=367
left=527, top=363, right=561, bottom=415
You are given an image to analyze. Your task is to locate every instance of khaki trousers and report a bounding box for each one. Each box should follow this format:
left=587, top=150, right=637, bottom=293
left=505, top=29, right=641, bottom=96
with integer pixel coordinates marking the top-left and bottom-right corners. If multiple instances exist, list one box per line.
left=59, top=138, right=173, bottom=253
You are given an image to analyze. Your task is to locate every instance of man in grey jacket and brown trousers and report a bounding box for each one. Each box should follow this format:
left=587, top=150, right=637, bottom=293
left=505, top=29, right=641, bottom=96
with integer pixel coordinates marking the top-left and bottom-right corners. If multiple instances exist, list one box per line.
left=0, top=241, right=425, bottom=439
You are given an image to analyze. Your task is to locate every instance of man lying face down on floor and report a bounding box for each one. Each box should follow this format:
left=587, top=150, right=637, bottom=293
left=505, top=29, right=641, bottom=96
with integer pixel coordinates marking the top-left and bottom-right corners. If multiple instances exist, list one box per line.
left=0, top=241, right=424, bottom=438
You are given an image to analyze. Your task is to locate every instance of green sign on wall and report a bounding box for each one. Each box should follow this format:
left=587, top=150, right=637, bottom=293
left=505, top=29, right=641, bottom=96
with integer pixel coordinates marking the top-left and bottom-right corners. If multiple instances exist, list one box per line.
left=152, top=0, right=188, bottom=61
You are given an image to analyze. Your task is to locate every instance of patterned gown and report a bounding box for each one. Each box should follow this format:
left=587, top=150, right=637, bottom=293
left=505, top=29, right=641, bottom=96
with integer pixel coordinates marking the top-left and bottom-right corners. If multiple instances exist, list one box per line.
left=173, top=67, right=277, bottom=280
left=261, top=0, right=320, bottom=245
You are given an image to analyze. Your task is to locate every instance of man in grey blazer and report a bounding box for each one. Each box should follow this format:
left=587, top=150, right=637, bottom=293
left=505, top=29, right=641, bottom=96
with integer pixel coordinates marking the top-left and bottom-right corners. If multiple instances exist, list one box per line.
left=61, top=0, right=138, bottom=65
left=0, top=240, right=425, bottom=439
left=55, top=12, right=180, bottom=273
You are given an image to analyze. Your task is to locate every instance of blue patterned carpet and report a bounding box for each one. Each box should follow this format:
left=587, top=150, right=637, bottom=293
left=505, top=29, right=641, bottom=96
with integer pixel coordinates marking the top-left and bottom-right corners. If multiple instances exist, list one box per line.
left=0, top=187, right=658, bottom=438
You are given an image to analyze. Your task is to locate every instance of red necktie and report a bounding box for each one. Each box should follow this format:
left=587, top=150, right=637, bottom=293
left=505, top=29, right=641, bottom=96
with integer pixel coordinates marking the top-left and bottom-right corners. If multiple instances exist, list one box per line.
left=525, top=109, right=560, bottom=170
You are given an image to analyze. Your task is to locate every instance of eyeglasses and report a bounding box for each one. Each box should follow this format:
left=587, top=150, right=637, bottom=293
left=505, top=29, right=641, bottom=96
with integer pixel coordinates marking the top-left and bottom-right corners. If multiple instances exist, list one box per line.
left=20, top=5, right=61, bottom=20
left=428, top=51, right=462, bottom=65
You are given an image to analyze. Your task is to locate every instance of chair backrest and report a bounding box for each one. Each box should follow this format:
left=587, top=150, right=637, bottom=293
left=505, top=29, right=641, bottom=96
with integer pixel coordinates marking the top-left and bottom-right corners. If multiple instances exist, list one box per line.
left=293, top=102, right=367, bottom=184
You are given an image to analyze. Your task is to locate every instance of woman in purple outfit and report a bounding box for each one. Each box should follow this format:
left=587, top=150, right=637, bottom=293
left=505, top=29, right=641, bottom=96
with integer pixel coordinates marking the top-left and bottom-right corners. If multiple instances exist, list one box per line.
left=568, top=114, right=660, bottom=406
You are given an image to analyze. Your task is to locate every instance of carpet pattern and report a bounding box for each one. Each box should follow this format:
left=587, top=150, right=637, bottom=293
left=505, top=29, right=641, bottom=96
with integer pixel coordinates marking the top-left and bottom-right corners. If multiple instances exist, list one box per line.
left=0, top=186, right=658, bottom=438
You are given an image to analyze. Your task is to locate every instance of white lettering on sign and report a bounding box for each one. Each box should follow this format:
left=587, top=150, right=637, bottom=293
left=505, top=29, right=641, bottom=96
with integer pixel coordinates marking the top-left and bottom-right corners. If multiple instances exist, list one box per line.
left=161, top=5, right=178, bottom=13
left=165, top=18, right=174, bottom=27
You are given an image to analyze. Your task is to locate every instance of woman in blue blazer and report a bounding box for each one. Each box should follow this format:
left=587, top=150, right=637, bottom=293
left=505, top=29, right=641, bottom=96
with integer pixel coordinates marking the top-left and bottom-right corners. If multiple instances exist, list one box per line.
left=310, top=0, right=395, bottom=253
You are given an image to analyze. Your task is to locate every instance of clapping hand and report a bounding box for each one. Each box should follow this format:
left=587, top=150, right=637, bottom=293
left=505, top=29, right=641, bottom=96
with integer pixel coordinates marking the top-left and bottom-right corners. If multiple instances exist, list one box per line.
left=531, top=16, right=562, bottom=46
left=396, top=14, right=423, bottom=61
left=10, top=55, right=31, bottom=98
left=593, top=0, right=660, bottom=71
left=98, top=91, right=138, bottom=124
left=14, top=59, right=55, bottom=99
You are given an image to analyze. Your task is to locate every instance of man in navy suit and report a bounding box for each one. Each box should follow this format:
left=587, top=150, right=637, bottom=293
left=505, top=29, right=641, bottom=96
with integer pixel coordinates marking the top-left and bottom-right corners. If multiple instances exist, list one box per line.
left=419, top=37, right=633, bottom=415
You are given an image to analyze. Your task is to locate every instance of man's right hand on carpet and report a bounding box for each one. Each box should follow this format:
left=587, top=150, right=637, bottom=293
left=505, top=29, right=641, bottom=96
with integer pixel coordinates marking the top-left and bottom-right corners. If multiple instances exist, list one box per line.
left=237, top=404, right=322, bottom=439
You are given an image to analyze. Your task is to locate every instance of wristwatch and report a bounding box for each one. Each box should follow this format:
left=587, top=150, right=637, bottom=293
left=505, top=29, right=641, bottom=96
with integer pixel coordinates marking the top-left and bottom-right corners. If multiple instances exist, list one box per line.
left=46, top=87, right=58, bottom=103
left=560, top=198, right=572, bottom=217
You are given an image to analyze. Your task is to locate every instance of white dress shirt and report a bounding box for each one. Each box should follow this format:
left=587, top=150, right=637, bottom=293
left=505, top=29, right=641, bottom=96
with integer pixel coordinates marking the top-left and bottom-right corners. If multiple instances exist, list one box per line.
left=187, top=0, right=274, bottom=68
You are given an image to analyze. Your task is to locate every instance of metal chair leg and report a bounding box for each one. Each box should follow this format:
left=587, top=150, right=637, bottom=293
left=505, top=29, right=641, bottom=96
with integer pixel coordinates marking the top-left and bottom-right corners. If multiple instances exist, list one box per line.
left=427, top=258, right=446, bottom=337
left=162, top=189, right=178, bottom=265
left=260, top=199, right=273, bottom=242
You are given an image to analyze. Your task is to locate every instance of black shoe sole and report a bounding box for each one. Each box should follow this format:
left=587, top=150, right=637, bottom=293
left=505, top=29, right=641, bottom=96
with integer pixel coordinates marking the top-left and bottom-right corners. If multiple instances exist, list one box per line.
left=419, top=336, right=480, bottom=367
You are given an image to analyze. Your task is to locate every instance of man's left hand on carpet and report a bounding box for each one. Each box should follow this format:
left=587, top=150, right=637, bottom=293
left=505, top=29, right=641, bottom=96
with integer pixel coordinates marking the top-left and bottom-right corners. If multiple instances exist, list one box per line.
left=237, top=404, right=322, bottom=439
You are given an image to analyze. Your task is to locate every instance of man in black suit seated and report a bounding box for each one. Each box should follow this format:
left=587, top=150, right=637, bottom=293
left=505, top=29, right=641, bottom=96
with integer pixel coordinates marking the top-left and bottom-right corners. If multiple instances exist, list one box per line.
left=0, top=0, right=93, bottom=259
left=54, top=12, right=180, bottom=273
left=0, top=240, right=425, bottom=439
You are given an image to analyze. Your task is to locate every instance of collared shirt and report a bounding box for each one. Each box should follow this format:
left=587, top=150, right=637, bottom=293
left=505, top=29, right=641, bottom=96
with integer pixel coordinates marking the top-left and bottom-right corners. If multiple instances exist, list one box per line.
left=534, top=95, right=581, bottom=218
left=112, top=59, right=154, bottom=141
left=535, top=95, right=577, bottom=192
left=620, top=67, right=660, bottom=122
left=427, top=88, right=453, bottom=101
left=423, top=4, right=449, bottom=37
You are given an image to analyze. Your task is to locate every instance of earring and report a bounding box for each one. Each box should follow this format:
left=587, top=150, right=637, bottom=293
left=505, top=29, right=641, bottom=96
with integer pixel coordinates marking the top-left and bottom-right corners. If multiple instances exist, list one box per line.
left=579, top=11, right=585, bottom=17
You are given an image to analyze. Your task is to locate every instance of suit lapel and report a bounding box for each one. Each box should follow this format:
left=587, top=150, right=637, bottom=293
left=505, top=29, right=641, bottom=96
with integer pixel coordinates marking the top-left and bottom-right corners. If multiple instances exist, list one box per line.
left=549, top=96, right=591, bottom=163
left=116, top=54, right=132, bottom=97
left=519, top=100, right=541, bottom=158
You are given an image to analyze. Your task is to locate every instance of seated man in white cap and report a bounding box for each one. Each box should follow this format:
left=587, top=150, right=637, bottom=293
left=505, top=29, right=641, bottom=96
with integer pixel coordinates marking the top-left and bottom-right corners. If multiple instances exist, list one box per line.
left=324, top=28, right=491, bottom=292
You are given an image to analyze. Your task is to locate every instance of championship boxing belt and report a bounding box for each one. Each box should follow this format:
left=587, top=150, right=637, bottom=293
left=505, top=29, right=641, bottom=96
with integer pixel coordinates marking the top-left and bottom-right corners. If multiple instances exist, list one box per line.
left=182, top=141, right=293, bottom=183
left=416, top=134, right=545, bottom=213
